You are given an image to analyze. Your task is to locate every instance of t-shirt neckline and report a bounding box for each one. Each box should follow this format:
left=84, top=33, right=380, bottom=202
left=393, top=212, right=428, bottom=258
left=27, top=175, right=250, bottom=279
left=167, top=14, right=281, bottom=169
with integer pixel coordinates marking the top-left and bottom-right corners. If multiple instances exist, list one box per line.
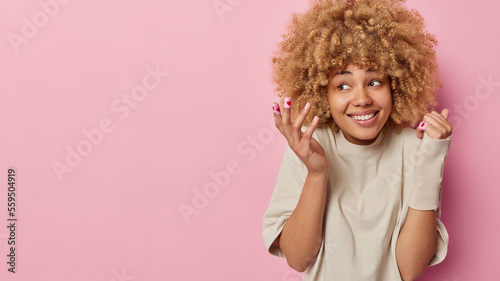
left=334, top=129, right=386, bottom=156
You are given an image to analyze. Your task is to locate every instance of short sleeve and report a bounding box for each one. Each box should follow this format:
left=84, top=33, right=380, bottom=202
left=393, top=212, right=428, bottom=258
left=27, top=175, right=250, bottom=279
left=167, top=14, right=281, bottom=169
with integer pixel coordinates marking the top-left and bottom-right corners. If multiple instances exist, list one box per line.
left=262, top=144, right=308, bottom=258
left=429, top=217, right=449, bottom=266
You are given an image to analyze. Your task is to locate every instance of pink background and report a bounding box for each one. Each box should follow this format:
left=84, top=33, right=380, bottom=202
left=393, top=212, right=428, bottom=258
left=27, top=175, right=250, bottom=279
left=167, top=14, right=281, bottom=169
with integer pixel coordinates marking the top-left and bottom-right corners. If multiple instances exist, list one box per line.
left=0, top=0, right=498, bottom=280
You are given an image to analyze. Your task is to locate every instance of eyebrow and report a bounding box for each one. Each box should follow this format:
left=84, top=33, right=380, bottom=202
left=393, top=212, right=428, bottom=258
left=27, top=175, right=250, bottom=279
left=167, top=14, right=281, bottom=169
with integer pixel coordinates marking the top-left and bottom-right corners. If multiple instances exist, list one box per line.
left=334, top=68, right=375, bottom=77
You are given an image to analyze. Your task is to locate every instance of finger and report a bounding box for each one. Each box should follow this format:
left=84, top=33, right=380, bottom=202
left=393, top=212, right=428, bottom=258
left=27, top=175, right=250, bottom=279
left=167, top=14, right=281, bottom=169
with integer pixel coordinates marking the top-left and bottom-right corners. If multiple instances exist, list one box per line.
left=416, top=122, right=426, bottom=139
left=283, top=97, right=292, bottom=125
left=416, top=127, right=424, bottom=139
left=424, top=113, right=444, bottom=130
left=301, top=116, right=319, bottom=142
left=428, top=111, right=450, bottom=129
left=430, top=110, right=446, bottom=122
left=272, top=102, right=285, bottom=134
left=281, top=97, right=295, bottom=139
left=440, top=108, right=453, bottom=135
left=291, top=102, right=311, bottom=135
left=417, top=121, right=427, bottom=131
left=284, top=102, right=311, bottom=146
left=428, top=111, right=452, bottom=133
left=440, top=108, right=449, bottom=120
left=422, top=113, right=450, bottom=139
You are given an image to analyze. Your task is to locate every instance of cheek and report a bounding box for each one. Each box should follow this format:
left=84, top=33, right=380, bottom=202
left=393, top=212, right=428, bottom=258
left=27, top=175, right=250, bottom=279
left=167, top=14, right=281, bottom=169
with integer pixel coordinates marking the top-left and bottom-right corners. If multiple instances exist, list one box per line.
left=328, top=94, right=347, bottom=111
left=378, top=91, right=392, bottom=112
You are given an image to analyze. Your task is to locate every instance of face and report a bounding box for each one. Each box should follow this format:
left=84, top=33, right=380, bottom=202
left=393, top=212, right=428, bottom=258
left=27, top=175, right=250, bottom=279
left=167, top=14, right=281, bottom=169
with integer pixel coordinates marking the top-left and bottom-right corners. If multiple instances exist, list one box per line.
left=327, top=63, right=392, bottom=145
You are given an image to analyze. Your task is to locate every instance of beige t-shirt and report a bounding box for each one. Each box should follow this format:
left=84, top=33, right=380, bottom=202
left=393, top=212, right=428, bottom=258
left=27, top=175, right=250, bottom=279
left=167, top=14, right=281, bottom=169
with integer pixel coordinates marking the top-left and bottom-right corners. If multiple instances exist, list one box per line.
left=262, top=126, right=450, bottom=281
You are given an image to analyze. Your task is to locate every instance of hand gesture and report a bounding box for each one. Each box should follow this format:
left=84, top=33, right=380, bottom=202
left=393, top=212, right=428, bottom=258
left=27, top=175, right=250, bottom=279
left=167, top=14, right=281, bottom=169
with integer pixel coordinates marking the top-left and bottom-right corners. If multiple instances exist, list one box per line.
left=416, top=109, right=453, bottom=140
left=273, top=98, right=329, bottom=175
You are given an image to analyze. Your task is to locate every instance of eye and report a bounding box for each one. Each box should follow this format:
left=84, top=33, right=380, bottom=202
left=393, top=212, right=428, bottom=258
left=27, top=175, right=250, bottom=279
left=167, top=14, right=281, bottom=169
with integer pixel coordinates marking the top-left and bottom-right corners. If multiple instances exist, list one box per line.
left=369, top=80, right=382, bottom=87
left=337, top=83, right=351, bottom=91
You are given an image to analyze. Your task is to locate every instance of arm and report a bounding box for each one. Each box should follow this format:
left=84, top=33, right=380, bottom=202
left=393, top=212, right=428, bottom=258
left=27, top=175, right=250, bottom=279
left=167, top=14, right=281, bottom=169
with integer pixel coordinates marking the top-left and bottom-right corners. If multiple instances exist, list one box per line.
left=273, top=170, right=328, bottom=272
left=271, top=98, right=330, bottom=272
left=397, top=109, right=452, bottom=280
left=396, top=208, right=437, bottom=281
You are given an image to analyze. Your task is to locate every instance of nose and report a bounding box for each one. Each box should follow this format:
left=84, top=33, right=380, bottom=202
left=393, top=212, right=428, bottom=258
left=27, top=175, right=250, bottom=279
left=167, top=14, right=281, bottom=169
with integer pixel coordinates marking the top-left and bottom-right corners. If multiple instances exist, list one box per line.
left=351, top=87, right=372, bottom=107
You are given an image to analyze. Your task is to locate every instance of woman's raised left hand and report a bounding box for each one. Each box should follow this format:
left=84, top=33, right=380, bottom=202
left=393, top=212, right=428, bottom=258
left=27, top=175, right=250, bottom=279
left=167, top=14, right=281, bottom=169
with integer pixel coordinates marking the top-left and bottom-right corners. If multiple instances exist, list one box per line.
left=416, top=108, right=453, bottom=140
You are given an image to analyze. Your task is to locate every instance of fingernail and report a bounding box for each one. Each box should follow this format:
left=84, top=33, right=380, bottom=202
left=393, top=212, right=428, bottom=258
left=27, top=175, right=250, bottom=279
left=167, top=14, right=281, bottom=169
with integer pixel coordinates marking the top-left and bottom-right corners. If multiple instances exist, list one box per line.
left=272, top=103, right=281, bottom=115
left=313, top=116, right=318, bottom=122
left=419, top=122, right=427, bottom=131
left=284, top=97, right=291, bottom=108
left=304, top=102, right=310, bottom=110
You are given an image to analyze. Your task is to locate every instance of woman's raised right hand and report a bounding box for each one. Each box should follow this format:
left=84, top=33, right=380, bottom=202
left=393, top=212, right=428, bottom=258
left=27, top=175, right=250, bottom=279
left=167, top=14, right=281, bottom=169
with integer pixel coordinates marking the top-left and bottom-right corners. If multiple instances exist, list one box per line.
left=273, top=98, right=329, bottom=175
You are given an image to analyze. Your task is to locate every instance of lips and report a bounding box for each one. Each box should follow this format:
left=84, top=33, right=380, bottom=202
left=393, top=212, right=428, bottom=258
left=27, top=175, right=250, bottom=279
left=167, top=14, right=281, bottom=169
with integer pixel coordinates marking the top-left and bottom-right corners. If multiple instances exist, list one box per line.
left=348, top=111, right=379, bottom=121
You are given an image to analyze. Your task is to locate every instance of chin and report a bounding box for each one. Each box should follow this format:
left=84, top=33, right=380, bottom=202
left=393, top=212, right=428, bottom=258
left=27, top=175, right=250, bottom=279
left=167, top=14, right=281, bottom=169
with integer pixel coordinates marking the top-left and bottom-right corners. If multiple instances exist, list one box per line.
left=355, top=134, right=379, bottom=143
left=353, top=128, right=381, bottom=139
left=360, top=130, right=381, bottom=139
left=341, top=126, right=384, bottom=145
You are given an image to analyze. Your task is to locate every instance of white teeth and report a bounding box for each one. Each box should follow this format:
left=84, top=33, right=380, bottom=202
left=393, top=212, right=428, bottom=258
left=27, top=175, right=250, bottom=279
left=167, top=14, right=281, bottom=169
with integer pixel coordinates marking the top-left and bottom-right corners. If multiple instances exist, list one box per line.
left=352, top=113, right=375, bottom=121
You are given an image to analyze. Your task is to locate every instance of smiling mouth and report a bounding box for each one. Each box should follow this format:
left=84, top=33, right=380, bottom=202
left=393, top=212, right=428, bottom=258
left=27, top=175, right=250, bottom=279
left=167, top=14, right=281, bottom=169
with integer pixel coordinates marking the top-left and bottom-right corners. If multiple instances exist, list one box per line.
left=348, top=111, right=379, bottom=121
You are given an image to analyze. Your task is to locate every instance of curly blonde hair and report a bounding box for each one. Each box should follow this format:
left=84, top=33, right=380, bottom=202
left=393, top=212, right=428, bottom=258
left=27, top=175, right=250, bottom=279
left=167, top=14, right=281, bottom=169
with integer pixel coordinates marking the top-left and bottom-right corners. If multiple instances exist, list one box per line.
left=271, top=0, right=441, bottom=133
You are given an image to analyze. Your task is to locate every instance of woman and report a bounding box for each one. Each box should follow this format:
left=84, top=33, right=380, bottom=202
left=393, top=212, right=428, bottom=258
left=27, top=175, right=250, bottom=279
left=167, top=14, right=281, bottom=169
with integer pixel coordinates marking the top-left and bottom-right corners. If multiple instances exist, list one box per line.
left=263, top=0, right=452, bottom=280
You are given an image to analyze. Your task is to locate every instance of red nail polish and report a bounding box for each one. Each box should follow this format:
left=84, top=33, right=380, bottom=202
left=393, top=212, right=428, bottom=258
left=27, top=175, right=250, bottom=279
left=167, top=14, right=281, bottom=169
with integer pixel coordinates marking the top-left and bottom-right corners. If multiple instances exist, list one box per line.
left=284, top=97, right=291, bottom=108
left=272, top=103, right=281, bottom=115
